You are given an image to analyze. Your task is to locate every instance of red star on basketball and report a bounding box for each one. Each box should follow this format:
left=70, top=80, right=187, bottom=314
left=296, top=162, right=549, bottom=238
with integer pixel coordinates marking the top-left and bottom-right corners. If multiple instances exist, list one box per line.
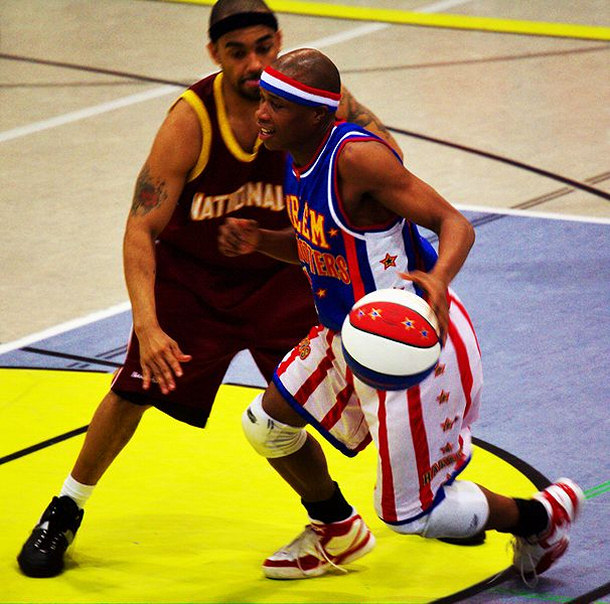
left=380, top=252, right=398, bottom=270
left=437, top=390, right=450, bottom=404
left=316, top=288, right=327, bottom=298
left=328, top=228, right=339, bottom=237
left=368, top=307, right=383, bottom=320
left=402, top=317, right=415, bottom=330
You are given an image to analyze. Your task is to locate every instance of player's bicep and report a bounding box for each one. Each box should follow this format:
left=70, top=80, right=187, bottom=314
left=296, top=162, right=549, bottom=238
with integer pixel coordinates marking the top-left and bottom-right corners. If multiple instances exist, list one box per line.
left=128, top=100, right=201, bottom=235
left=340, top=142, right=452, bottom=233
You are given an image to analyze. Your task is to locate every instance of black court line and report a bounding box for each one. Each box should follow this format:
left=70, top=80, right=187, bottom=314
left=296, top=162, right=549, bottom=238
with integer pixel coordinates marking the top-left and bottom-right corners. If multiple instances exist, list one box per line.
left=3, top=52, right=608, bottom=204
left=386, top=126, right=610, bottom=202
left=0, top=426, right=88, bottom=466
left=0, top=53, right=189, bottom=88
left=342, top=44, right=610, bottom=75
left=0, top=81, right=151, bottom=89
left=567, top=581, right=610, bottom=603
left=21, top=346, right=122, bottom=369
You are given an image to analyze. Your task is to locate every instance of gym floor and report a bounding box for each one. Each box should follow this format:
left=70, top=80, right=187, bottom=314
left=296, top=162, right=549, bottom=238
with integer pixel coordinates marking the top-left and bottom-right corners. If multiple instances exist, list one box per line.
left=1, top=1, right=608, bottom=602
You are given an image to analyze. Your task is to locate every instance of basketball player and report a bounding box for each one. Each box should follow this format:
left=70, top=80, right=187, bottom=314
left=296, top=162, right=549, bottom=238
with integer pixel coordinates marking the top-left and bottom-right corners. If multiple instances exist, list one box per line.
left=17, top=1, right=402, bottom=579
left=218, top=49, right=584, bottom=582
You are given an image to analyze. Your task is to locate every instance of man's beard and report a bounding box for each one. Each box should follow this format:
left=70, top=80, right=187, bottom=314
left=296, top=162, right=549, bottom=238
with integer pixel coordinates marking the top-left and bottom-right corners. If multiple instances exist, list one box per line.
left=237, top=73, right=262, bottom=101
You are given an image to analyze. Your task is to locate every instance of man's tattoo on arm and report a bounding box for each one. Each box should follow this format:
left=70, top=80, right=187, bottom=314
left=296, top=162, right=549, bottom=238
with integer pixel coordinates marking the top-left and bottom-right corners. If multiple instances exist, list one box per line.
left=341, top=89, right=391, bottom=137
left=131, top=164, right=169, bottom=216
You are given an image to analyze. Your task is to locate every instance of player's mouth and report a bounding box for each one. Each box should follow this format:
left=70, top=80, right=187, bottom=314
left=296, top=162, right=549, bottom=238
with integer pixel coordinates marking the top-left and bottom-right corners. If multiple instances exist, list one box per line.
left=258, top=124, right=275, bottom=140
left=241, top=73, right=261, bottom=89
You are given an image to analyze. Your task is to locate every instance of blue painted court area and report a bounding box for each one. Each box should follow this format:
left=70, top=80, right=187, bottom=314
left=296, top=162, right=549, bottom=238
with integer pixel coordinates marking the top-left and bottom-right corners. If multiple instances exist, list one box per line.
left=1, top=210, right=609, bottom=603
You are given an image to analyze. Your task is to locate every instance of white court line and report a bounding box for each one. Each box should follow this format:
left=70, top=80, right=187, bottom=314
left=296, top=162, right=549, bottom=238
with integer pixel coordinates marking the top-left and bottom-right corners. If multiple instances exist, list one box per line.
left=0, top=0, right=473, bottom=353
left=0, top=0, right=472, bottom=144
left=456, top=204, right=610, bottom=225
left=0, top=302, right=131, bottom=356
left=1, top=205, right=607, bottom=356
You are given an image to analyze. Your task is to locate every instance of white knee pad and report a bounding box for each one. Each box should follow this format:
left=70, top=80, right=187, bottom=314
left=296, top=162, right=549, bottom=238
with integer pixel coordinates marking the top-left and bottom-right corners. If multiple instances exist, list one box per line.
left=421, top=481, right=489, bottom=538
left=386, top=481, right=489, bottom=538
left=242, top=394, right=307, bottom=459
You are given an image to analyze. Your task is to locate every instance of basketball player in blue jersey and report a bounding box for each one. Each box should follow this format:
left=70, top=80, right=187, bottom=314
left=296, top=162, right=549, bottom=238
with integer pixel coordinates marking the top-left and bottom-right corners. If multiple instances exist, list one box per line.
left=219, top=49, right=584, bottom=583
left=17, top=1, right=402, bottom=579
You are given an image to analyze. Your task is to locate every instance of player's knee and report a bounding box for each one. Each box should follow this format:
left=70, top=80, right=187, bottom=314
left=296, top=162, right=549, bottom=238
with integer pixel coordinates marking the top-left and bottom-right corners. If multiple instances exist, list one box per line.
left=384, top=481, right=489, bottom=538
left=422, top=481, right=489, bottom=538
left=242, top=393, right=307, bottom=458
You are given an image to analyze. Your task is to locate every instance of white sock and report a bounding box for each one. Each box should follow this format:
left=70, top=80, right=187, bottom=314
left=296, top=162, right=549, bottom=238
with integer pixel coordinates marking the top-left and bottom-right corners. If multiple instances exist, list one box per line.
left=59, top=474, right=95, bottom=510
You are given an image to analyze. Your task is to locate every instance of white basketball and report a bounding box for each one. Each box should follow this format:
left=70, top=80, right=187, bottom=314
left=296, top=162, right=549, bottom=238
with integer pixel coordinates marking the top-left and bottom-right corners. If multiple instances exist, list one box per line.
left=341, top=288, right=441, bottom=390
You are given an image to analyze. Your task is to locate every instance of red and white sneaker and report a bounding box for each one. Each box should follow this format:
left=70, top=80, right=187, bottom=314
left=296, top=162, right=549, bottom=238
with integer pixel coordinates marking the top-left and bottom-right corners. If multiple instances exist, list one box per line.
left=263, top=511, right=375, bottom=579
left=512, top=478, right=585, bottom=582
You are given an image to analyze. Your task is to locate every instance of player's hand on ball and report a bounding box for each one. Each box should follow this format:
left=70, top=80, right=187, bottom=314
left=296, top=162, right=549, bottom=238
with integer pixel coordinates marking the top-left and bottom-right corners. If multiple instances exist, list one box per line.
left=399, top=270, right=449, bottom=344
left=219, top=217, right=261, bottom=256
left=136, top=326, right=192, bottom=394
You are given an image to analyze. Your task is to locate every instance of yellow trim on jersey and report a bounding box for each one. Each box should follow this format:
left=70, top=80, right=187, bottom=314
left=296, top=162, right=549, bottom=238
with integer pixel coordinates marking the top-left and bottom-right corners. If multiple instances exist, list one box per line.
left=178, top=89, right=213, bottom=182
left=214, top=72, right=263, bottom=163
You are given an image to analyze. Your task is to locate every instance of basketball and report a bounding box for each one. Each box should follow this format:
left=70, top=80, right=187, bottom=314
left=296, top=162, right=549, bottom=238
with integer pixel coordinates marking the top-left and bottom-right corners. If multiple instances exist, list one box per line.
left=341, top=288, right=441, bottom=390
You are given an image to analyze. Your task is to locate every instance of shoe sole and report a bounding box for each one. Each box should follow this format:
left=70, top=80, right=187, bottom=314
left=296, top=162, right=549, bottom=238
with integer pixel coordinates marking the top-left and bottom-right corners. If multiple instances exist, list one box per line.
left=17, top=553, right=63, bottom=578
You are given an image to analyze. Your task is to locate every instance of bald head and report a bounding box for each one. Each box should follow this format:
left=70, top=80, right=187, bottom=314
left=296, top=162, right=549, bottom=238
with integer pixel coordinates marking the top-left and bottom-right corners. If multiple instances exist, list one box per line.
left=274, top=49, right=341, bottom=97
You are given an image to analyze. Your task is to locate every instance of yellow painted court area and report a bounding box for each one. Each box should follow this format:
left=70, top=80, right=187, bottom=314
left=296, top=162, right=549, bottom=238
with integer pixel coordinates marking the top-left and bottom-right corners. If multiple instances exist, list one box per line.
left=151, top=0, right=610, bottom=40
left=1, top=369, right=538, bottom=602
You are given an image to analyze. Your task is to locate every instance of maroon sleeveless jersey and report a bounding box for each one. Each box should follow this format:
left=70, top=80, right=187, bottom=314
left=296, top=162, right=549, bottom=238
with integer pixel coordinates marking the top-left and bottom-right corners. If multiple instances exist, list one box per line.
left=156, top=72, right=304, bottom=309
left=112, top=73, right=317, bottom=425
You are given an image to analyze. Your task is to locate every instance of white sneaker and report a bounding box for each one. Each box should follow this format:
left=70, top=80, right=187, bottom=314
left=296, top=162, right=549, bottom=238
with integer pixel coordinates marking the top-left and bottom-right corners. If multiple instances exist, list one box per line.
left=263, top=511, right=375, bottom=579
left=512, top=478, right=585, bottom=582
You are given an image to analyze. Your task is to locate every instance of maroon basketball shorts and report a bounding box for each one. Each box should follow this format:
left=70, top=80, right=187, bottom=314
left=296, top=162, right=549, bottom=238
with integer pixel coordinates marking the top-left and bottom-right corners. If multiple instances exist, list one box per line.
left=111, top=267, right=317, bottom=427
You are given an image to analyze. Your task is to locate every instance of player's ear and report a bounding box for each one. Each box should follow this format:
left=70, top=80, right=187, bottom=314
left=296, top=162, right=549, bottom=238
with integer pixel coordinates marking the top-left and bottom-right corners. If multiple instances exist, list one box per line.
left=313, top=106, right=329, bottom=124
left=207, top=41, right=221, bottom=65
left=275, top=29, right=283, bottom=53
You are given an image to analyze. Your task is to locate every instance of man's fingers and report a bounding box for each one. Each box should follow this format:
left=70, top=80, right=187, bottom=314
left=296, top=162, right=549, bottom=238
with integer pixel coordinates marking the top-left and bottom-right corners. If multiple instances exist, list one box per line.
left=142, top=366, right=151, bottom=390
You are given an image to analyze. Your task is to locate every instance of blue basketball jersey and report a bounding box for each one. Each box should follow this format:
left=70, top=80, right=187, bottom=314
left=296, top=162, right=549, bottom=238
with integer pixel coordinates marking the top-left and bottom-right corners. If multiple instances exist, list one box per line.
left=284, top=122, right=438, bottom=331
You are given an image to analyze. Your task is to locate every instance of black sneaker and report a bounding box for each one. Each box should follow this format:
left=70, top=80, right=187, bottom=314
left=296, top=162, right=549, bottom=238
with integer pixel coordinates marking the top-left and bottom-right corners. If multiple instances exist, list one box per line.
left=17, top=496, right=84, bottom=577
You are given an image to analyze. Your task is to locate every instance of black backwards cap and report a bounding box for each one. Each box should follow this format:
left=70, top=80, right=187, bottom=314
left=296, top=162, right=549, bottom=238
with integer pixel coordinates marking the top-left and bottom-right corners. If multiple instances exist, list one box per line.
left=209, top=11, right=279, bottom=42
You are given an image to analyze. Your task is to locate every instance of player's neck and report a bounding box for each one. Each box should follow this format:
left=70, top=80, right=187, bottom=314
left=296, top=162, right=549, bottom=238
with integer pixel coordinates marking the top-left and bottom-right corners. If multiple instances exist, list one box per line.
left=220, top=75, right=261, bottom=152
left=291, top=124, right=333, bottom=169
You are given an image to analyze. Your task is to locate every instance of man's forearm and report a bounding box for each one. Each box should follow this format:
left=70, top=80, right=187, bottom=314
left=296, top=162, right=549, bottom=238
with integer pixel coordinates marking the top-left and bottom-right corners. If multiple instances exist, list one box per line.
left=123, top=228, right=159, bottom=334
left=257, top=227, right=300, bottom=264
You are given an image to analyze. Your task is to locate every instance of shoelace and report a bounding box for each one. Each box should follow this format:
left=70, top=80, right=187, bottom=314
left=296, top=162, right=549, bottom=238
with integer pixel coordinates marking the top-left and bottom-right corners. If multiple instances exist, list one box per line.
left=33, top=526, right=69, bottom=553
left=291, top=525, right=348, bottom=575
left=511, top=538, right=539, bottom=587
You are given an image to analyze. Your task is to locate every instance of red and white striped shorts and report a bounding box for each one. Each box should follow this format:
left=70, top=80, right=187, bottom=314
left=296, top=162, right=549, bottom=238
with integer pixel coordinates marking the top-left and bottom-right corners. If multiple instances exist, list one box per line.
left=271, top=291, right=483, bottom=525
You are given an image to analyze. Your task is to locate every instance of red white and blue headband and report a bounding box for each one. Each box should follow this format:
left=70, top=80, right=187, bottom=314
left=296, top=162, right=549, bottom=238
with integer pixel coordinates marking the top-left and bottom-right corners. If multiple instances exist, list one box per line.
left=260, top=66, right=341, bottom=111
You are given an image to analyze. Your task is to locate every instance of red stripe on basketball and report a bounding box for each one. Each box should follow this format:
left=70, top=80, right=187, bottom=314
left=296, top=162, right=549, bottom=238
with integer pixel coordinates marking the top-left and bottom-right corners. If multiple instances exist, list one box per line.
left=377, top=390, right=398, bottom=522
left=342, top=230, right=366, bottom=302
left=350, top=301, right=438, bottom=348
left=447, top=319, right=474, bottom=420
left=408, top=386, right=434, bottom=510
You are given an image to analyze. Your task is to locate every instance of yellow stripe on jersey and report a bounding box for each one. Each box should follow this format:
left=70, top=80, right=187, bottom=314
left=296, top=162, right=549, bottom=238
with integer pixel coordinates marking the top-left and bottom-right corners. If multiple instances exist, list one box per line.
left=178, top=89, right=213, bottom=182
left=214, top=72, right=263, bottom=163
